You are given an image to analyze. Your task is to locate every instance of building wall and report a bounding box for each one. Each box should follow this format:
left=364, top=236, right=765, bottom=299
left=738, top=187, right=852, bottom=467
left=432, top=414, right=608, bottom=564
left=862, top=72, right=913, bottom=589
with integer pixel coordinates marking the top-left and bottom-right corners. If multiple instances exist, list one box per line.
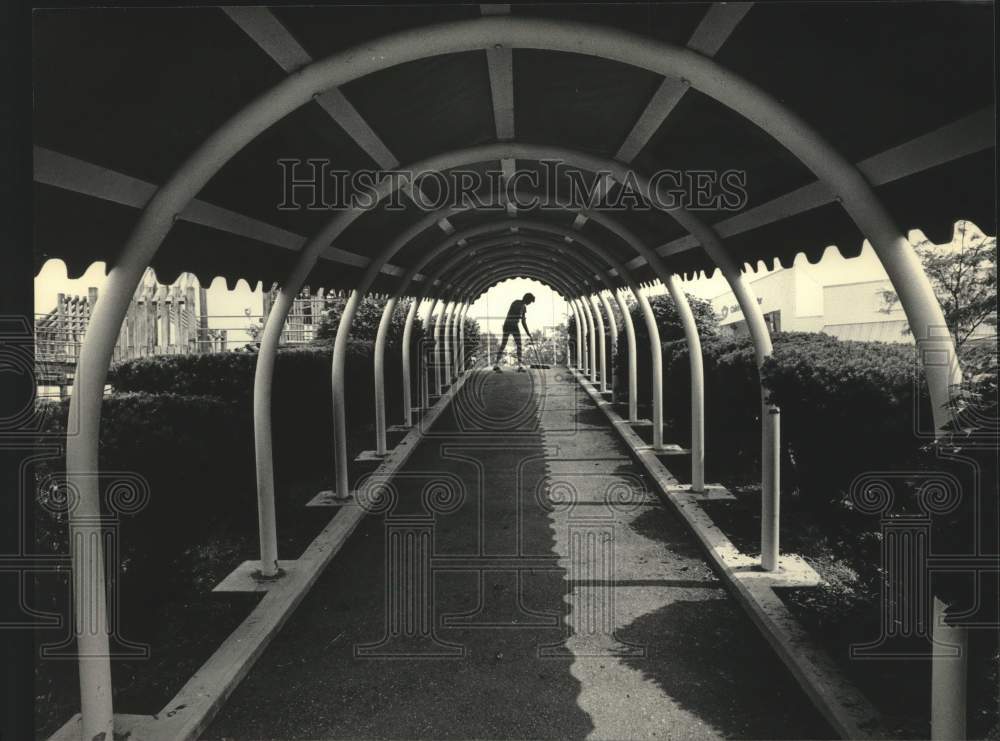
left=708, top=247, right=914, bottom=343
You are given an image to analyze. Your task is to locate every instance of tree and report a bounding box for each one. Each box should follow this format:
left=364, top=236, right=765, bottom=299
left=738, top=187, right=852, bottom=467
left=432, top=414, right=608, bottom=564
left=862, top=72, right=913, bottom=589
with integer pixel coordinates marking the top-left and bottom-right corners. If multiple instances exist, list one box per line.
left=567, top=292, right=720, bottom=342
left=881, top=222, right=997, bottom=354
left=313, top=295, right=424, bottom=347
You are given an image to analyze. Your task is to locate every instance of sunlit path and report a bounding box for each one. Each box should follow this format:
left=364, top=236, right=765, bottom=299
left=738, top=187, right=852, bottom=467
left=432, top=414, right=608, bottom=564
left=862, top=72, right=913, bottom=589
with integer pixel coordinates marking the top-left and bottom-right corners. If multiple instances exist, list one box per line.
left=204, top=369, right=831, bottom=739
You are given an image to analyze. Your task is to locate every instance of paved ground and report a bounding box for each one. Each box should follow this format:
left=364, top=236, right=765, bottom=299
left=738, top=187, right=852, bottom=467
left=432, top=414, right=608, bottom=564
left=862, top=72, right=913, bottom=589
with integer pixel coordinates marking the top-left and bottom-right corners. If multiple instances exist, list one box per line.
left=205, top=368, right=833, bottom=740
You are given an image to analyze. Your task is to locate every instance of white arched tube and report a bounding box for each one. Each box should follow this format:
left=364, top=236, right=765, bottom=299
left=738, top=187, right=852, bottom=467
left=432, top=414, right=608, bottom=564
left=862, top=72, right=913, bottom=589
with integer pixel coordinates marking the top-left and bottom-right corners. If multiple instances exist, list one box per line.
left=615, top=289, right=639, bottom=423
left=572, top=299, right=586, bottom=373
left=582, top=296, right=598, bottom=383
left=663, top=275, right=705, bottom=492
left=457, top=301, right=468, bottom=373
left=590, top=293, right=608, bottom=392
left=422, top=296, right=444, bottom=398
left=400, top=297, right=420, bottom=427
left=440, top=300, right=453, bottom=388
left=373, top=296, right=398, bottom=455
left=67, top=18, right=975, bottom=728
left=597, top=291, right=618, bottom=393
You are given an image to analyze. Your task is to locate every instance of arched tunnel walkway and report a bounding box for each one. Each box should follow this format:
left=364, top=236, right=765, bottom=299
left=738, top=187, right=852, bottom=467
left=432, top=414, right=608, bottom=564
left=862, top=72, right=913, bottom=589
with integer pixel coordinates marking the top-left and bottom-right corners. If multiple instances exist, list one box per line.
left=202, top=367, right=832, bottom=740
left=27, top=5, right=994, bottom=739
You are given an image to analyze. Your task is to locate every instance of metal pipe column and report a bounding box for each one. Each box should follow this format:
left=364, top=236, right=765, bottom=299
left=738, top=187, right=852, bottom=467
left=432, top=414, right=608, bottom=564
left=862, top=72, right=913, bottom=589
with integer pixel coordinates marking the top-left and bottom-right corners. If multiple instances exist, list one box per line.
left=597, top=291, right=618, bottom=393
left=373, top=296, right=398, bottom=455
left=401, top=297, right=420, bottom=427
left=615, top=289, right=639, bottom=423
left=589, top=293, right=607, bottom=391
left=663, top=275, right=706, bottom=492
left=582, top=296, right=598, bottom=383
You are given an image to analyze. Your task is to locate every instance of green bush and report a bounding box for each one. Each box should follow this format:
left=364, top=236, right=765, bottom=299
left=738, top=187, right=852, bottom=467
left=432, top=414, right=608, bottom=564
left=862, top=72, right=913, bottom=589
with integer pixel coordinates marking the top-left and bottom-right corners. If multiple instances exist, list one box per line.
left=110, top=340, right=414, bottom=421
left=32, top=393, right=255, bottom=624
left=760, top=333, right=931, bottom=506
left=621, top=330, right=934, bottom=510
left=610, top=293, right=719, bottom=406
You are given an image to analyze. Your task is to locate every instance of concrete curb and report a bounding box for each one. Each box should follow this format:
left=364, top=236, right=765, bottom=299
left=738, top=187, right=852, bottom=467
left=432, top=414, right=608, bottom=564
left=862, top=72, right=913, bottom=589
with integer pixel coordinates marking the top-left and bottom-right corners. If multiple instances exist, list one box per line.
left=570, top=367, right=888, bottom=740
left=50, top=373, right=470, bottom=741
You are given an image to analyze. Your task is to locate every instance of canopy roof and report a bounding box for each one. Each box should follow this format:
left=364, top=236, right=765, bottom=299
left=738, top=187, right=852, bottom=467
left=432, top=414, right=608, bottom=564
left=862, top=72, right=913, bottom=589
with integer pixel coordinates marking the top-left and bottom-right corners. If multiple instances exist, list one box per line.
left=33, top=2, right=996, bottom=297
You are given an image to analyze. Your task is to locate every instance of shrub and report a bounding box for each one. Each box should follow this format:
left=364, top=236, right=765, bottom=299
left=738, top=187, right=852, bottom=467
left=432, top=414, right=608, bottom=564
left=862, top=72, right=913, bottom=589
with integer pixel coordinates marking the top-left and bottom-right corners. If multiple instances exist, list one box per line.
left=611, top=293, right=719, bottom=405
left=32, top=393, right=255, bottom=626
left=620, top=330, right=934, bottom=510
left=110, top=339, right=416, bottom=422
left=760, top=333, right=931, bottom=507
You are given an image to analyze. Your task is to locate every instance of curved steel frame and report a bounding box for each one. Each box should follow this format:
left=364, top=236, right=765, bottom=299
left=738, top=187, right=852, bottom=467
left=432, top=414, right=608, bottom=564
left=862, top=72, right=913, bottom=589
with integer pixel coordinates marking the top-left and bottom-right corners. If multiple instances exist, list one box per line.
left=62, top=17, right=961, bottom=736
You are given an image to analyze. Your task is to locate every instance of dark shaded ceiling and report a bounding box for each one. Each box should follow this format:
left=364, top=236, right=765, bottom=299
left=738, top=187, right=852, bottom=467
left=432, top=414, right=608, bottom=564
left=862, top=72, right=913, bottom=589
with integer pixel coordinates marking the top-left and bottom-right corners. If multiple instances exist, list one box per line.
left=32, top=2, right=996, bottom=294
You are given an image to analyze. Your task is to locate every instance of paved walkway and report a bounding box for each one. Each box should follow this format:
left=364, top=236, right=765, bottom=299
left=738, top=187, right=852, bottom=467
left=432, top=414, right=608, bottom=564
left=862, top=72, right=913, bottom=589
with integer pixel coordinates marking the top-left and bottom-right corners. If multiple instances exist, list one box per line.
left=205, top=369, right=831, bottom=739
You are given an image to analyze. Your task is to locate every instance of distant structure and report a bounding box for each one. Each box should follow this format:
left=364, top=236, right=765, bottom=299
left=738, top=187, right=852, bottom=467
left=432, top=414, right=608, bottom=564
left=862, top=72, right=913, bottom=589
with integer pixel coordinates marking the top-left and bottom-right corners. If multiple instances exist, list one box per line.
left=35, top=271, right=208, bottom=395
left=262, top=286, right=329, bottom=345
left=37, top=277, right=337, bottom=396
left=709, top=245, right=912, bottom=342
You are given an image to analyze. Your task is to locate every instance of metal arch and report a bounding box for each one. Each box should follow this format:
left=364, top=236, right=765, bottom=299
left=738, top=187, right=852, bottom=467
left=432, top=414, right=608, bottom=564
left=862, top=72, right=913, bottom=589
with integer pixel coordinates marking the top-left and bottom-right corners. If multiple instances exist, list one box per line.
left=64, top=18, right=961, bottom=732
left=595, top=292, right=618, bottom=394
left=417, top=243, right=598, bottom=303
left=453, top=259, right=587, bottom=302
left=405, top=224, right=651, bottom=417
left=589, top=293, right=609, bottom=392
left=461, top=267, right=581, bottom=304
left=399, top=188, right=761, bottom=553
left=380, top=226, right=640, bottom=453
left=406, top=248, right=585, bottom=408
left=412, top=244, right=603, bottom=383
left=448, top=259, right=589, bottom=301
left=404, top=216, right=665, bottom=441
left=430, top=245, right=598, bottom=299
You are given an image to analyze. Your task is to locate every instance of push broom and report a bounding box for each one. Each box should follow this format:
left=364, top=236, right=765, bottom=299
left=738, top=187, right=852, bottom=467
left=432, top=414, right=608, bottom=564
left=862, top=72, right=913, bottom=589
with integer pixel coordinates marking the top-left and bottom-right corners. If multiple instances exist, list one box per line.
left=527, top=336, right=551, bottom=369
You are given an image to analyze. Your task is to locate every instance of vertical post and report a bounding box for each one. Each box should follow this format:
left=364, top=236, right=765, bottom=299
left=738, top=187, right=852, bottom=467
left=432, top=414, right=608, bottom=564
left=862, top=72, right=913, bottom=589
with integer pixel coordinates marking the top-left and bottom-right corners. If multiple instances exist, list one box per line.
left=424, top=298, right=439, bottom=404
left=589, top=294, right=607, bottom=391
left=446, top=301, right=456, bottom=379
left=597, top=291, right=617, bottom=393
left=931, top=597, right=968, bottom=741
left=634, top=287, right=664, bottom=450
left=485, top=318, right=492, bottom=367
left=434, top=300, right=447, bottom=395
left=696, top=244, right=779, bottom=570
left=571, top=300, right=584, bottom=372
left=582, top=297, right=598, bottom=384
left=328, top=288, right=358, bottom=500
left=373, top=296, right=398, bottom=455
left=457, top=302, right=468, bottom=375
left=614, top=289, right=638, bottom=423
left=401, top=298, right=420, bottom=427
left=252, top=289, right=287, bottom=577
left=184, top=285, right=196, bottom=353
left=198, top=286, right=209, bottom=353
left=663, top=275, right=705, bottom=492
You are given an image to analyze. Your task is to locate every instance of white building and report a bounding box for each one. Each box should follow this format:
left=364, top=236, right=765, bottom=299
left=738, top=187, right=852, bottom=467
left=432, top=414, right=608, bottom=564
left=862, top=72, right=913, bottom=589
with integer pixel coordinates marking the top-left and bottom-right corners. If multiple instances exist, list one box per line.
left=708, top=244, right=912, bottom=343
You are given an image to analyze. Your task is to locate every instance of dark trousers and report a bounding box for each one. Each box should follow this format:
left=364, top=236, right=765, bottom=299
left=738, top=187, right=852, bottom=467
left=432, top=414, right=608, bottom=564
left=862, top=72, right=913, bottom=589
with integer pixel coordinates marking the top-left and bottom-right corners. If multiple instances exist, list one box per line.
left=496, top=324, right=522, bottom=364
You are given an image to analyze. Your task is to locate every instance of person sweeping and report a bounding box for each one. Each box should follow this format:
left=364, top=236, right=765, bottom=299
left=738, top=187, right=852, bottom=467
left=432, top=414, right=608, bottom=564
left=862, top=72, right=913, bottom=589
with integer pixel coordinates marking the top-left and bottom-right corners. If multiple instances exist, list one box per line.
left=494, top=292, right=535, bottom=372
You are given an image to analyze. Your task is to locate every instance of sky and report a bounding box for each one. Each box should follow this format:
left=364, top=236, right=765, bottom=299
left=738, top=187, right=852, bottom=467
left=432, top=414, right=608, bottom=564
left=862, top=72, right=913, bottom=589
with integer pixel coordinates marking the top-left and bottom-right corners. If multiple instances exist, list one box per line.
left=33, top=226, right=959, bottom=344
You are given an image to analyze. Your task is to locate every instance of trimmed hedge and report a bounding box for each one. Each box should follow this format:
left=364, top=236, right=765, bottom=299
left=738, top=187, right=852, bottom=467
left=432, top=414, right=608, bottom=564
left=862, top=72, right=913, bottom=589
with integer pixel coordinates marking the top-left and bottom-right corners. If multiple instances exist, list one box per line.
left=618, top=331, right=934, bottom=509
left=761, top=332, right=932, bottom=504
left=32, top=393, right=255, bottom=626
left=109, top=339, right=413, bottom=424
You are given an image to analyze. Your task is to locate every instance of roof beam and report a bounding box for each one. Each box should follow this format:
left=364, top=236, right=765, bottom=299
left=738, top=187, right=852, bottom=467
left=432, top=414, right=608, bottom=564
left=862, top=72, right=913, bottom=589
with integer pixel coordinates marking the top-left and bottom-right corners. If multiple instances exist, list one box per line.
left=501, top=157, right=517, bottom=217
left=222, top=6, right=398, bottom=170
left=616, top=3, right=752, bottom=163
left=622, top=107, right=996, bottom=267
left=483, top=4, right=515, bottom=141
left=33, top=147, right=407, bottom=274
left=222, top=6, right=457, bottom=234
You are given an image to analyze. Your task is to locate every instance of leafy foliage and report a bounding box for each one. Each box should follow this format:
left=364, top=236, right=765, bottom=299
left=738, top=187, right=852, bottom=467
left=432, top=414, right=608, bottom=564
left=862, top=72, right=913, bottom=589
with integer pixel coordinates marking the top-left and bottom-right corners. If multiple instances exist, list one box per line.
left=880, top=222, right=997, bottom=351
left=610, top=292, right=720, bottom=405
